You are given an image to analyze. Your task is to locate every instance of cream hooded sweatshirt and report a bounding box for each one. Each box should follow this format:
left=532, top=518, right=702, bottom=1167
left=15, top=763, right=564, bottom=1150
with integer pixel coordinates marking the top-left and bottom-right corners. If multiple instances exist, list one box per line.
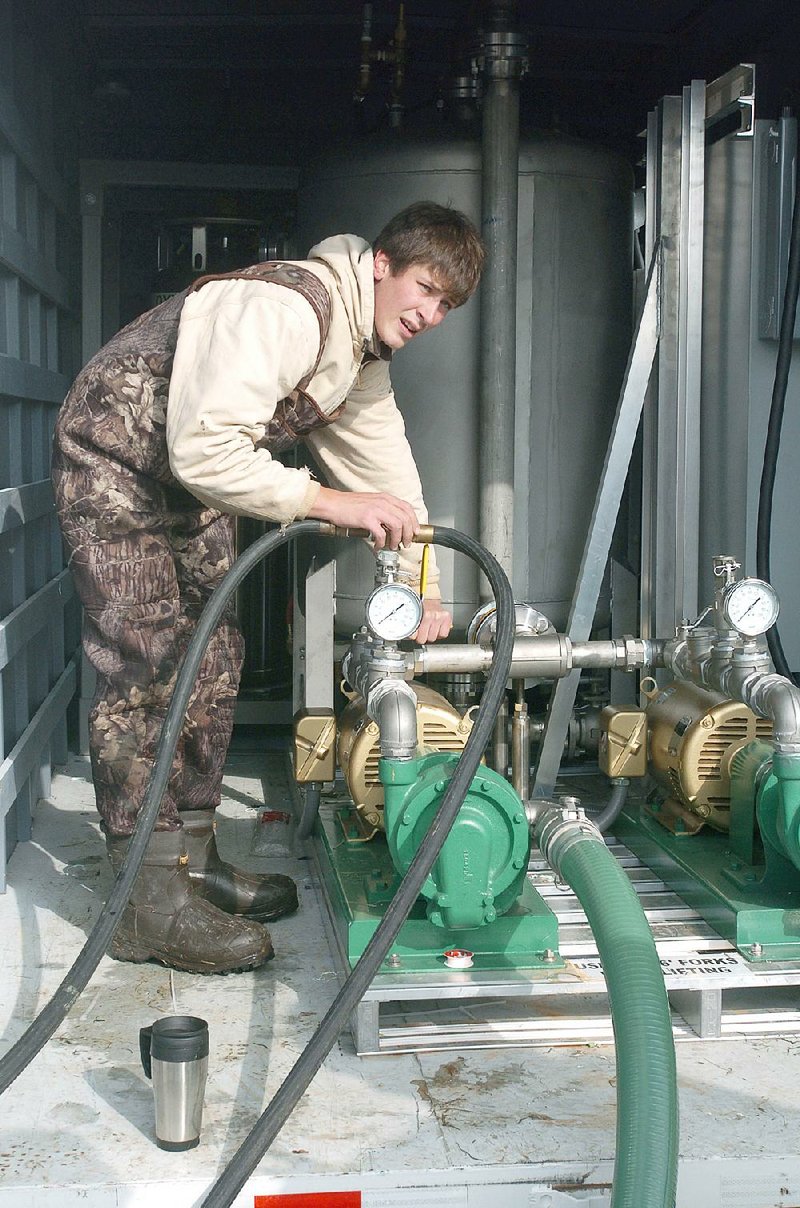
left=166, top=235, right=438, bottom=595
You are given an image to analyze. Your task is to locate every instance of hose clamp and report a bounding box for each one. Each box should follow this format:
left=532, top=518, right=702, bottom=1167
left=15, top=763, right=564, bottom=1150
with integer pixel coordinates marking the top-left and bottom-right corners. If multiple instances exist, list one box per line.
left=535, top=796, right=603, bottom=873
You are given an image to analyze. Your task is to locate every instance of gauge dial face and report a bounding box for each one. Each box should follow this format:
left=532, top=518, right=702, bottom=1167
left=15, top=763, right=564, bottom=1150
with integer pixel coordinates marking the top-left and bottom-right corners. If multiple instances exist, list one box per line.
left=365, top=582, right=424, bottom=641
left=722, top=578, right=780, bottom=636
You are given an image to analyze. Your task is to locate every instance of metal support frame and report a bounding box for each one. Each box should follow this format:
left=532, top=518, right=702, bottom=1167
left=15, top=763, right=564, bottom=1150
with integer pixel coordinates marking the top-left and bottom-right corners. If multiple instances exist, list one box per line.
left=532, top=76, right=712, bottom=797
left=328, top=832, right=800, bottom=1055
left=640, top=81, right=707, bottom=642
left=79, top=159, right=299, bottom=360
left=532, top=247, right=661, bottom=797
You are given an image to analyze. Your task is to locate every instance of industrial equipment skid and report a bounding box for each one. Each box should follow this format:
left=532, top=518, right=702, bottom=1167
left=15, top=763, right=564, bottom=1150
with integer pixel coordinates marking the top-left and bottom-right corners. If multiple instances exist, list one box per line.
left=304, top=790, right=800, bottom=1056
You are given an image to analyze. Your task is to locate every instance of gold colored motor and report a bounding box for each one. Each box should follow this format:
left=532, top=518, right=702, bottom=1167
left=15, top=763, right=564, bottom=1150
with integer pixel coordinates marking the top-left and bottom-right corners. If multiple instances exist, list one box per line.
left=337, top=682, right=475, bottom=835
left=645, top=679, right=773, bottom=834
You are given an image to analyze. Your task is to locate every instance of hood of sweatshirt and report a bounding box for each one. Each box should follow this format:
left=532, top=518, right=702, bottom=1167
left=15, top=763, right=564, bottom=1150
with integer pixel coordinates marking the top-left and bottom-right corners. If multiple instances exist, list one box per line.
left=306, top=234, right=375, bottom=351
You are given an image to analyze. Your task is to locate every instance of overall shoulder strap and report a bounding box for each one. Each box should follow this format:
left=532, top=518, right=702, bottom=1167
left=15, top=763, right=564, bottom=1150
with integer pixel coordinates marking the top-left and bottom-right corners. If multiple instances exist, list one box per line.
left=190, top=262, right=332, bottom=386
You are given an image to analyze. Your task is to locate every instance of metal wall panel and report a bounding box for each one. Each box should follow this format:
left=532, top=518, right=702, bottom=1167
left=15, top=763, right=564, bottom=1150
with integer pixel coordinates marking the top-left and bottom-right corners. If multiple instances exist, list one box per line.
left=699, top=117, right=800, bottom=671
left=0, top=0, right=81, bottom=886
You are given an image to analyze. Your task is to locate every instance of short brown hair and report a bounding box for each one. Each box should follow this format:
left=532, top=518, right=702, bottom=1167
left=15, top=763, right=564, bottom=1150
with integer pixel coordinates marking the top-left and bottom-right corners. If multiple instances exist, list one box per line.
left=373, top=202, right=485, bottom=308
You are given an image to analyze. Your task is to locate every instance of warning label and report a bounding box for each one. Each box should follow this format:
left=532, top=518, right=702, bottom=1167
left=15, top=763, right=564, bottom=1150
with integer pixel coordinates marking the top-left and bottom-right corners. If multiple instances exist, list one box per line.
left=571, top=952, right=742, bottom=978
left=255, top=1195, right=361, bottom=1207
left=254, top=1191, right=466, bottom=1208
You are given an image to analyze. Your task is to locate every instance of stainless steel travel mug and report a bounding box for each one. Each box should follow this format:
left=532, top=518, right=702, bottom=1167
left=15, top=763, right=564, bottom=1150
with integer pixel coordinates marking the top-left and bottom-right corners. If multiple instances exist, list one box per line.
left=139, top=1015, right=209, bottom=1150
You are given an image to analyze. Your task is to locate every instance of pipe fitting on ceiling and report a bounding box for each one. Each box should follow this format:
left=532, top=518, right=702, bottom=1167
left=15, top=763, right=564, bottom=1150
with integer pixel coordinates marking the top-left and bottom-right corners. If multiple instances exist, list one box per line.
left=473, top=2, right=528, bottom=82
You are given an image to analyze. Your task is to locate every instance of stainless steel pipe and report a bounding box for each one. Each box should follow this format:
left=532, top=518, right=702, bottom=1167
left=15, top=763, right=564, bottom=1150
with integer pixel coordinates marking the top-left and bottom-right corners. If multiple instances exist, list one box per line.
left=411, top=635, right=664, bottom=679
left=477, top=7, right=527, bottom=587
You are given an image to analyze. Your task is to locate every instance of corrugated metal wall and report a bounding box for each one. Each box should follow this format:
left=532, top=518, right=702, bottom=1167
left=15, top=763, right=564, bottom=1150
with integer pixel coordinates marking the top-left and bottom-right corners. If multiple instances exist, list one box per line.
left=0, top=0, right=82, bottom=885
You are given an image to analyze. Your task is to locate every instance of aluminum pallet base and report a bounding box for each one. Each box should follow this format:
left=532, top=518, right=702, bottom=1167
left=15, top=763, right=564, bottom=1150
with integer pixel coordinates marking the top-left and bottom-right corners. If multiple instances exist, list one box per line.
left=310, top=821, right=800, bottom=1055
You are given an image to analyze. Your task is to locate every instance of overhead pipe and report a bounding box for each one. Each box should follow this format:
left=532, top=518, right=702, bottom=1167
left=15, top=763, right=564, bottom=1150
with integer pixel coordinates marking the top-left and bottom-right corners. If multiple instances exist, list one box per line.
left=475, top=1, right=528, bottom=590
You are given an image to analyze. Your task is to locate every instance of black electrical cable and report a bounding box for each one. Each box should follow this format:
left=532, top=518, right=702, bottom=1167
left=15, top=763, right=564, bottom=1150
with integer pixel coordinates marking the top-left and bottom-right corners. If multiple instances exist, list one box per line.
left=756, top=135, right=800, bottom=684
left=199, top=525, right=516, bottom=1208
left=0, top=520, right=322, bottom=1097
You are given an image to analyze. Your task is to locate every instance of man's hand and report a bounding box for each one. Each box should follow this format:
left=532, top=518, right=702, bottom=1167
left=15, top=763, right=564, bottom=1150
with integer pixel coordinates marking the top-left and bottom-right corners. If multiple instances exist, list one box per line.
left=413, top=597, right=452, bottom=644
left=309, top=486, right=418, bottom=549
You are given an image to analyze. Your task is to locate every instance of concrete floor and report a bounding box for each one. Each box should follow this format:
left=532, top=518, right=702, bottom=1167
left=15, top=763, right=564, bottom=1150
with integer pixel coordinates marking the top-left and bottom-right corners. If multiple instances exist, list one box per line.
left=2, top=754, right=800, bottom=1207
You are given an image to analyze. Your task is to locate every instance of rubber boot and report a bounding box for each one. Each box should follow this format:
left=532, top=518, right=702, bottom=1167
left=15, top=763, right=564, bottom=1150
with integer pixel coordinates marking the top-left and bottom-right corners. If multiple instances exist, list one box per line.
left=106, top=829, right=274, bottom=973
left=180, top=809, right=298, bottom=923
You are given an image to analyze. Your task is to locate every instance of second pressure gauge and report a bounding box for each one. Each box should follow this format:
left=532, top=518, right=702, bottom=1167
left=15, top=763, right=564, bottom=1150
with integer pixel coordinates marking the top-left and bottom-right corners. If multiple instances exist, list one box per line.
left=720, top=577, right=780, bottom=637
left=365, top=582, right=423, bottom=642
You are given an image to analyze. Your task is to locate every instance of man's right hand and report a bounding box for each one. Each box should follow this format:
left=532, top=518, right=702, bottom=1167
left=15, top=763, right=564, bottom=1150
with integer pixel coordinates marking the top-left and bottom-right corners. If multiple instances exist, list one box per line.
left=308, top=485, right=419, bottom=549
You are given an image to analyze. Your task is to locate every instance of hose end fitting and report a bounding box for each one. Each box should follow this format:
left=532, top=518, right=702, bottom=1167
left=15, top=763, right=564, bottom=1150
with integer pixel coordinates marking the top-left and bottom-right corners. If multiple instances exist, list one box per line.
left=535, top=795, right=604, bottom=874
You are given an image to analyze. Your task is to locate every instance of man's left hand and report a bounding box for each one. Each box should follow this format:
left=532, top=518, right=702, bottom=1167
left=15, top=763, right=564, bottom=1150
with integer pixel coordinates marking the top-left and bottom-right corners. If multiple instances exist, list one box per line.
left=413, top=598, right=453, bottom=644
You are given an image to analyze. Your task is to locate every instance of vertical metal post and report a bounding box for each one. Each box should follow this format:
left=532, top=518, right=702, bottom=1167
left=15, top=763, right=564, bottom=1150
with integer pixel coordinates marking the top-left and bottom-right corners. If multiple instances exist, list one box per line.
left=80, top=180, right=104, bottom=362
left=640, top=97, right=682, bottom=642
left=675, top=80, right=706, bottom=622
left=640, top=83, right=706, bottom=641
left=510, top=679, right=530, bottom=800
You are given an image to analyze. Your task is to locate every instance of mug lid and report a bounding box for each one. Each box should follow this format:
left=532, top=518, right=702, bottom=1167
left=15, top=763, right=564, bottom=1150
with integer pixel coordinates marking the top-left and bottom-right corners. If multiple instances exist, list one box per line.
left=150, top=1015, right=209, bottom=1063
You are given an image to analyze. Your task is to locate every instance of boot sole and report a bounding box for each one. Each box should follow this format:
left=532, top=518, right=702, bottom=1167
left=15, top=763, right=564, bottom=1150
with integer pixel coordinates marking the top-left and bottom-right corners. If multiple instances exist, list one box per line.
left=108, top=937, right=274, bottom=974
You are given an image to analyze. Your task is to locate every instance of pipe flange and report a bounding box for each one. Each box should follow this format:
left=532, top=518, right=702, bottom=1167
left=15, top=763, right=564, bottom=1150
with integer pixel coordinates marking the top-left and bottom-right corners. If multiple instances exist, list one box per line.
left=474, top=29, right=528, bottom=81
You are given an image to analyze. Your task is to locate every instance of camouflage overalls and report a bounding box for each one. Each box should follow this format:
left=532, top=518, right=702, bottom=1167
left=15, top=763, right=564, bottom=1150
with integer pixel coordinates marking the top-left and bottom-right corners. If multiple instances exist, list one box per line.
left=52, top=263, right=333, bottom=835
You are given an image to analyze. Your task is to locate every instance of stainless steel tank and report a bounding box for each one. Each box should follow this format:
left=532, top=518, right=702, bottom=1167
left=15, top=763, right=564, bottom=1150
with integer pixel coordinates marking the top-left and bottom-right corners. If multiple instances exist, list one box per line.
left=298, top=135, right=632, bottom=634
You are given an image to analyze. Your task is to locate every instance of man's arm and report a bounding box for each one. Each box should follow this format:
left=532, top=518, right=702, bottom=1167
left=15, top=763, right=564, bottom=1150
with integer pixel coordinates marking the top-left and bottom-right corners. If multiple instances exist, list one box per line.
left=167, top=279, right=324, bottom=521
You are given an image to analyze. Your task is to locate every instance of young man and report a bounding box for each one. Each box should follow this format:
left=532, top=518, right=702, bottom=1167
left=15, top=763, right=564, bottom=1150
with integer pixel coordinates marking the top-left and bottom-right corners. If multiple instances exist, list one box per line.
left=52, top=202, right=485, bottom=974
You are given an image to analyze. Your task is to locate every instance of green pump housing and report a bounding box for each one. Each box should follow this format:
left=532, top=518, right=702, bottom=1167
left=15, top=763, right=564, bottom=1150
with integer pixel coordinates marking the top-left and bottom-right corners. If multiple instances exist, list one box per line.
left=379, top=751, right=531, bottom=929
left=730, top=741, right=800, bottom=887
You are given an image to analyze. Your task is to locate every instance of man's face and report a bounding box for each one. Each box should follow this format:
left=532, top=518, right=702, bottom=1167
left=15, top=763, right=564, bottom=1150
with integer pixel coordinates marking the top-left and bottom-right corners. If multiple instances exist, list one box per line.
left=372, top=250, right=454, bottom=350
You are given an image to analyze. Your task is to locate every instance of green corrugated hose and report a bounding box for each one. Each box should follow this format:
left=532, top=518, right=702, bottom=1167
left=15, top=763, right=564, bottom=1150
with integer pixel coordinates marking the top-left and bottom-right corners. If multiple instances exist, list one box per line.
left=555, top=830, right=679, bottom=1208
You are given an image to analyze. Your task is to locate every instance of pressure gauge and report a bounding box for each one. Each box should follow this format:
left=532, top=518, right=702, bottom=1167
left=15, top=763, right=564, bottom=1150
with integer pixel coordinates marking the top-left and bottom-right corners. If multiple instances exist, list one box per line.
left=365, top=582, right=424, bottom=642
left=720, top=577, right=780, bottom=637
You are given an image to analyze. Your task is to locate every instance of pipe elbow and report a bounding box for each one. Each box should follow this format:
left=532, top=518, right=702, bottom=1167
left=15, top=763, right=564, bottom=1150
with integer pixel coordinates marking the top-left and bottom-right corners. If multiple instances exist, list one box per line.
left=368, top=679, right=418, bottom=760
left=752, top=675, right=800, bottom=751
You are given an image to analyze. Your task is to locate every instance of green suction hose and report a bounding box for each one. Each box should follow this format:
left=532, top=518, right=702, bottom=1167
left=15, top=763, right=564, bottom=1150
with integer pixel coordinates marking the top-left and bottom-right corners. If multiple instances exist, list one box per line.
left=537, top=803, right=679, bottom=1208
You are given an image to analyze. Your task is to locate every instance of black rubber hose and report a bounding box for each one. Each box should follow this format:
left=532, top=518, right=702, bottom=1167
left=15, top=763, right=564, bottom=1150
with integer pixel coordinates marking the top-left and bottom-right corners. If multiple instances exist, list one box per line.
left=296, top=782, right=322, bottom=841
left=199, top=525, right=516, bottom=1208
left=0, top=520, right=322, bottom=1097
left=757, top=145, right=800, bottom=684
left=589, top=777, right=630, bottom=835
